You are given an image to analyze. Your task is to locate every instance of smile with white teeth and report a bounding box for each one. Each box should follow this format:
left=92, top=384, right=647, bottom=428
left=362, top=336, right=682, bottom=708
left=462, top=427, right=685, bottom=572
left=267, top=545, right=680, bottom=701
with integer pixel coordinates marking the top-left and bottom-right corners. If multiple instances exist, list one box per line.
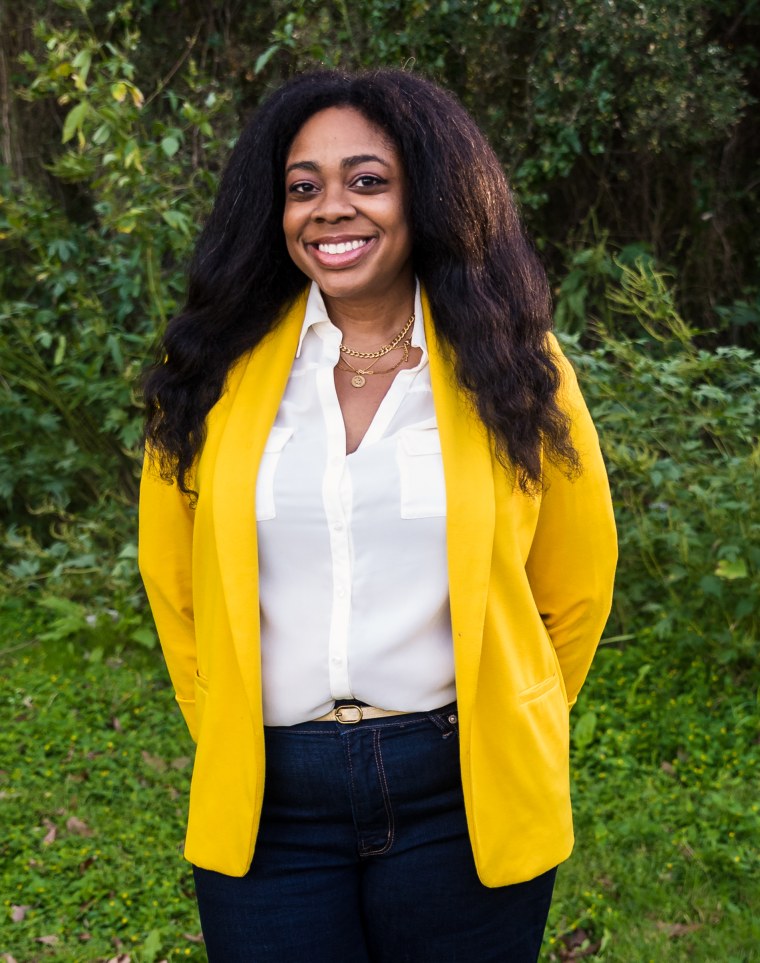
left=316, top=239, right=368, bottom=254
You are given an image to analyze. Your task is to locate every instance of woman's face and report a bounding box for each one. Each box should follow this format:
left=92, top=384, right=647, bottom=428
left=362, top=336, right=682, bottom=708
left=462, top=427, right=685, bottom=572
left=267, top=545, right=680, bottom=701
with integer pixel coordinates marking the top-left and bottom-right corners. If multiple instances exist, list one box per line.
left=283, top=106, right=413, bottom=306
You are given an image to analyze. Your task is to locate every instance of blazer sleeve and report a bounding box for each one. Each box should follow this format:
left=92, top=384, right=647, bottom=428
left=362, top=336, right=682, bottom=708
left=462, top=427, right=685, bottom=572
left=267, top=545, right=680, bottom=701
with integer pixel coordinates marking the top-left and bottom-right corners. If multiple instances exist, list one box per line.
left=138, top=449, right=198, bottom=740
left=525, top=336, right=618, bottom=708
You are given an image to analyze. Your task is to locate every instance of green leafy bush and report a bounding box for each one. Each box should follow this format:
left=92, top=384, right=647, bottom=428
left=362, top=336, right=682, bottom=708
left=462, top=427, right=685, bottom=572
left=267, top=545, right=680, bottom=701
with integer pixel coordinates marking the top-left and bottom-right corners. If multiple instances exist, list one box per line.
left=0, top=9, right=225, bottom=640
left=1, top=2, right=757, bottom=663
left=565, top=261, right=759, bottom=665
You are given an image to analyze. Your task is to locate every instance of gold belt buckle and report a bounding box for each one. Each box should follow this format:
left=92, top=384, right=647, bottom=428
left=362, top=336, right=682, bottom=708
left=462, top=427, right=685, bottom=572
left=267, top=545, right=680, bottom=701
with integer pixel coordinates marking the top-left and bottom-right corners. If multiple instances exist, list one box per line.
left=334, top=704, right=364, bottom=724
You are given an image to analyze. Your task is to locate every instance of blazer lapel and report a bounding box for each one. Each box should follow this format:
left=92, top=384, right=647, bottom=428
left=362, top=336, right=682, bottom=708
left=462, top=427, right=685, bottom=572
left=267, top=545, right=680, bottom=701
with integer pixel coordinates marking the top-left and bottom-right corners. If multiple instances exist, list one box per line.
left=423, top=291, right=495, bottom=721
left=212, top=291, right=308, bottom=719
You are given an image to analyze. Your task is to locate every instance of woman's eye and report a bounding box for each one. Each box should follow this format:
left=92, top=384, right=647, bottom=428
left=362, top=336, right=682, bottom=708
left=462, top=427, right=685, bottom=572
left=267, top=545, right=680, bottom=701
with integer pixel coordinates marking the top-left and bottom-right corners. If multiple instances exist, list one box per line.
left=289, top=181, right=319, bottom=195
left=353, top=174, right=385, bottom=188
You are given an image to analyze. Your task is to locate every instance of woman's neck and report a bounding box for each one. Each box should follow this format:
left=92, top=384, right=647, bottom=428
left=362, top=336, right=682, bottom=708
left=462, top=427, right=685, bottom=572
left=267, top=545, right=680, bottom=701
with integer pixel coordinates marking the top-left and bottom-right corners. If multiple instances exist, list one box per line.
left=322, top=283, right=415, bottom=350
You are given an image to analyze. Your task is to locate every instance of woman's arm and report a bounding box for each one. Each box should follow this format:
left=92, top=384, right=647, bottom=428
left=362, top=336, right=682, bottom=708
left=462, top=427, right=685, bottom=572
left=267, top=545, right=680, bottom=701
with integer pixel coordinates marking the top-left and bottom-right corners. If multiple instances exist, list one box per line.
left=138, top=451, right=199, bottom=740
left=525, top=339, right=618, bottom=708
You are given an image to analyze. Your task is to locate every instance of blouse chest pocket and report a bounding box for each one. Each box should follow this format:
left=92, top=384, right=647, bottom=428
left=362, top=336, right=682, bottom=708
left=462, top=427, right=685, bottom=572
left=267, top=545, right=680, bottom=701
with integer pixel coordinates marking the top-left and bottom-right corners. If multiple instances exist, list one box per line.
left=397, top=427, right=447, bottom=519
left=255, top=426, right=294, bottom=521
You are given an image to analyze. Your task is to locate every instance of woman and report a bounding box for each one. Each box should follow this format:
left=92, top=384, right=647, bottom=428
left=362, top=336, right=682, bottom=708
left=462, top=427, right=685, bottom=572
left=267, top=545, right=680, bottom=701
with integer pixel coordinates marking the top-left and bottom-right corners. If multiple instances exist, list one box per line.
left=139, top=69, right=617, bottom=962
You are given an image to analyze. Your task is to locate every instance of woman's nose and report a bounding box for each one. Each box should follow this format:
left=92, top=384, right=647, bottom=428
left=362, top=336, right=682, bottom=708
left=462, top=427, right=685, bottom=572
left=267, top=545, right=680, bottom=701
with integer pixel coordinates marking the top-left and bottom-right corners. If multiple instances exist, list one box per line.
left=312, top=185, right=355, bottom=222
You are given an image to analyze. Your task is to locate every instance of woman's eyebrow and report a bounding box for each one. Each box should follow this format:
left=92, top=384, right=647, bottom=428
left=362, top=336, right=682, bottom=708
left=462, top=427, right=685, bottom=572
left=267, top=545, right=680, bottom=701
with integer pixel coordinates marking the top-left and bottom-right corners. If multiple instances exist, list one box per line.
left=285, top=154, right=391, bottom=175
left=285, top=160, right=319, bottom=175
left=341, top=154, right=390, bottom=169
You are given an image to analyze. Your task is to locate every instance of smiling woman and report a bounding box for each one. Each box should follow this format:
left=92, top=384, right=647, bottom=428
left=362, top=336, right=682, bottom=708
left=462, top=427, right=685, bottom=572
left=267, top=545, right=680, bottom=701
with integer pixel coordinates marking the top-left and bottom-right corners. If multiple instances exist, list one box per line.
left=139, top=69, right=617, bottom=963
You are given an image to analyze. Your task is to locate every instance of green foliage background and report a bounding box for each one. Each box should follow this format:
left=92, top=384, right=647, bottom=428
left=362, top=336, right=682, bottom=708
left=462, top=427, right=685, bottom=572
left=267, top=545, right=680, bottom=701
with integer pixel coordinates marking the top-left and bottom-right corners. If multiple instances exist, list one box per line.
left=0, top=1, right=758, bottom=960
left=1, top=0, right=757, bottom=664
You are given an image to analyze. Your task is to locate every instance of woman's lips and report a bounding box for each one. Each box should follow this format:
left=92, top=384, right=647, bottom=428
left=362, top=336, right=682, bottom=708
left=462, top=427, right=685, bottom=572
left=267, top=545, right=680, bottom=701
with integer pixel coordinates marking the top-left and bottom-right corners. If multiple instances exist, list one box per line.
left=307, top=236, right=377, bottom=268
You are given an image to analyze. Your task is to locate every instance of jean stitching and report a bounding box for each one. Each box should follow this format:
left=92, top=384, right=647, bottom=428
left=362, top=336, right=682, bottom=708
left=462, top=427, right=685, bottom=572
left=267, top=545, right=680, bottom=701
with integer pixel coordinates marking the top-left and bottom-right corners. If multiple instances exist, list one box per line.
left=426, top=712, right=451, bottom=735
left=360, top=729, right=395, bottom=857
left=342, top=732, right=362, bottom=853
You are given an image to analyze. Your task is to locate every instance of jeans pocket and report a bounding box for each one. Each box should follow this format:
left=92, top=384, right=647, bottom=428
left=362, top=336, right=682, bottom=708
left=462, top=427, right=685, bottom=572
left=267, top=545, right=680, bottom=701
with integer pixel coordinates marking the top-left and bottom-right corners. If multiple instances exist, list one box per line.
left=427, top=703, right=459, bottom=739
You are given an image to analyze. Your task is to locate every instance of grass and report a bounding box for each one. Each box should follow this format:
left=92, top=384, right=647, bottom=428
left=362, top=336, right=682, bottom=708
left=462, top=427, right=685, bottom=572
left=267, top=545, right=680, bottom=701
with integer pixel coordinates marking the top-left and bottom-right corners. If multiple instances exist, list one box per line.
left=1, top=601, right=758, bottom=962
left=549, top=645, right=759, bottom=962
left=1, top=602, right=201, bottom=963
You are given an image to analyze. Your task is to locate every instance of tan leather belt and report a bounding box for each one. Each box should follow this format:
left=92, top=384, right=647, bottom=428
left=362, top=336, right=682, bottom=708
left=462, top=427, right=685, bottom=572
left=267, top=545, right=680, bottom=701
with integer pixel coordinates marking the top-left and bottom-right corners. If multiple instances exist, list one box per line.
left=313, top=704, right=411, bottom=724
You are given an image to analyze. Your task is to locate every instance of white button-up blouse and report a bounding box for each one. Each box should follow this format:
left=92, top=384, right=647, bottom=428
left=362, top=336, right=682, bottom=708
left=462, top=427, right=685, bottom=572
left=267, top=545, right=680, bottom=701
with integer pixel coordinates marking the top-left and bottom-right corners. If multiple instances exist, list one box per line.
left=256, top=282, right=456, bottom=726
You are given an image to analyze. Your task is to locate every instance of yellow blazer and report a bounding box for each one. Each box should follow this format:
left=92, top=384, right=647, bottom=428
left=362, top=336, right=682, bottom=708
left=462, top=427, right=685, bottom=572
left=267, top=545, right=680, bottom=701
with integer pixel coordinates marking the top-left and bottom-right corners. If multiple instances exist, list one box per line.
left=138, top=289, right=617, bottom=886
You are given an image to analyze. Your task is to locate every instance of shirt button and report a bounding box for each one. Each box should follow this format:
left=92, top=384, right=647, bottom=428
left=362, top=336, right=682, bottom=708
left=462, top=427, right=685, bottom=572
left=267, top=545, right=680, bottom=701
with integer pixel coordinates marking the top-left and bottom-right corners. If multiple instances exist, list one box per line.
left=336, top=587, right=346, bottom=598
left=333, top=522, right=344, bottom=531
left=331, top=657, right=341, bottom=665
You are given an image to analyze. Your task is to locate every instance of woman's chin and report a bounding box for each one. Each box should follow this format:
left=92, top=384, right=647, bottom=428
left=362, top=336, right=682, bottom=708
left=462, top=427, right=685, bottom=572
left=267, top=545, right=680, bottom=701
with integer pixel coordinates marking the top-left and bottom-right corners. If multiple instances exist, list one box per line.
left=314, top=265, right=414, bottom=308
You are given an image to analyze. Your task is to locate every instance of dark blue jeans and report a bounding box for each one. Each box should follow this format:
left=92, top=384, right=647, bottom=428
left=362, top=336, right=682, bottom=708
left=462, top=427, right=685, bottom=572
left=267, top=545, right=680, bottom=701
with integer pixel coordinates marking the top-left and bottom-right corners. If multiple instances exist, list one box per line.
left=193, top=704, right=556, bottom=962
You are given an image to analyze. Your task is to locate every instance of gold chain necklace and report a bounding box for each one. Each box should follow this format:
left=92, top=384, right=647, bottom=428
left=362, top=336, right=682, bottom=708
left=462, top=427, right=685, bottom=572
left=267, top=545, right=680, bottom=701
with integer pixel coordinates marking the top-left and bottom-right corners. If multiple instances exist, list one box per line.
left=339, top=313, right=415, bottom=361
left=337, top=340, right=411, bottom=388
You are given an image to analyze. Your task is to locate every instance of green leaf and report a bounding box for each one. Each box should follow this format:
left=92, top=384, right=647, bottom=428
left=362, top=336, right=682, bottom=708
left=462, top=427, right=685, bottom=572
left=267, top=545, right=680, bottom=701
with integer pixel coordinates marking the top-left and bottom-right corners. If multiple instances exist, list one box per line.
left=72, top=48, right=92, bottom=82
left=715, top=558, right=748, bottom=580
left=573, top=711, right=597, bottom=750
left=734, top=597, right=755, bottom=619
left=61, top=101, right=89, bottom=144
left=160, top=135, right=180, bottom=158
left=627, top=663, right=652, bottom=704
left=131, top=627, right=158, bottom=649
left=53, top=335, right=67, bottom=366
left=162, top=209, right=192, bottom=235
left=699, top=575, right=724, bottom=598
left=142, top=928, right=162, bottom=963
left=106, top=333, right=124, bottom=370
left=255, top=45, right=280, bottom=74
left=38, top=596, right=85, bottom=617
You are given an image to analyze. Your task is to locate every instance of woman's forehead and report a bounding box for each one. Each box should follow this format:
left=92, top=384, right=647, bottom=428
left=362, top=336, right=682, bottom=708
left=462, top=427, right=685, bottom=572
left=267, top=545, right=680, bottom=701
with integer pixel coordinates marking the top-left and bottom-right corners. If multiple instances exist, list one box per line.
left=286, top=107, right=398, bottom=165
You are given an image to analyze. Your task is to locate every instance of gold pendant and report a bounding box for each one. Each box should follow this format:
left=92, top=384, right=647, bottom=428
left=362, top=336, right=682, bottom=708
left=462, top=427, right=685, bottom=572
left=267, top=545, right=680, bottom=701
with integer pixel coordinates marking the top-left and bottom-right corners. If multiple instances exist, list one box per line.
left=351, top=374, right=366, bottom=388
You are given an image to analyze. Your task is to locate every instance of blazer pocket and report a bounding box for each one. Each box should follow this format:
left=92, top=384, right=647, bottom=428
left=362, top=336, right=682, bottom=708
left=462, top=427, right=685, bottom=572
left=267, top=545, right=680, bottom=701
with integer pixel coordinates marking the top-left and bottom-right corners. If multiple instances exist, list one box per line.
left=255, top=425, right=294, bottom=521
left=397, top=427, right=447, bottom=519
left=517, top=673, right=560, bottom=705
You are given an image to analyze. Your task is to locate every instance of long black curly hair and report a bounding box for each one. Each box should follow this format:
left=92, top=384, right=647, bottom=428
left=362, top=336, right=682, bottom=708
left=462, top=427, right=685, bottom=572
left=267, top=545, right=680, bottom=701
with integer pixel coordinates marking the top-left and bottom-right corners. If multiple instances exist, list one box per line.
left=143, top=68, right=579, bottom=495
